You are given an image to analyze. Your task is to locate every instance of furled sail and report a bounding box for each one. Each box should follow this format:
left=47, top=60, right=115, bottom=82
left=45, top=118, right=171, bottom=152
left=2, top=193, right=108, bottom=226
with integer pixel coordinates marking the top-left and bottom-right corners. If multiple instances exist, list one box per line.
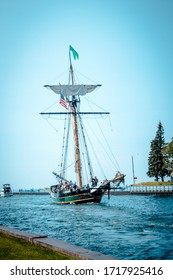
left=44, top=84, right=101, bottom=97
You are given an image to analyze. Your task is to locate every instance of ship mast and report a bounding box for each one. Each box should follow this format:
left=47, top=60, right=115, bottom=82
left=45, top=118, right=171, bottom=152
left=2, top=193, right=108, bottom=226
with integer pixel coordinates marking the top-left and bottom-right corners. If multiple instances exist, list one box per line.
left=41, top=46, right=110, bottom=187
left=69, top=50, right=83, bottom=188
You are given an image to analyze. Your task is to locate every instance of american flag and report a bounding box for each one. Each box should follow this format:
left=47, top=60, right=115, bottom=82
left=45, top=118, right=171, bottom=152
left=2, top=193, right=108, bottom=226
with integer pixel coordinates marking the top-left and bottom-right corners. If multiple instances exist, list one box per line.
left=59, top=94, right=69, bottom=110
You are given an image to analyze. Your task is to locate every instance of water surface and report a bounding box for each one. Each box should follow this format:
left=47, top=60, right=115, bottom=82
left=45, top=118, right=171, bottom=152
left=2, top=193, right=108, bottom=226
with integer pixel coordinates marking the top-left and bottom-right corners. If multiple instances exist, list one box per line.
left=0, top=194, right=173, bottom=259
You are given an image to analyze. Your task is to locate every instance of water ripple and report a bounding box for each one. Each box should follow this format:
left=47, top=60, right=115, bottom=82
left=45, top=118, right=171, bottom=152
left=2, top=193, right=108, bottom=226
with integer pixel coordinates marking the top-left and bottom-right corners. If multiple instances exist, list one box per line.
left=0, top=194, right=173, bottom=259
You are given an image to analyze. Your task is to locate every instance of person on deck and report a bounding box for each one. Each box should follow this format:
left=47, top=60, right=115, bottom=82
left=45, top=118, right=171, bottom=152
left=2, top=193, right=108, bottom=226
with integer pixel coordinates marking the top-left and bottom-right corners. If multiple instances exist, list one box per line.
left=92, top=176, right=98, bottom=187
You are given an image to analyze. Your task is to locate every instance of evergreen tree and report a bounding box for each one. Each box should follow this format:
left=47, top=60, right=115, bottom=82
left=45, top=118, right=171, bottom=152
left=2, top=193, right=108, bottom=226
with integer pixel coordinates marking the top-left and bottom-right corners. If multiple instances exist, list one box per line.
left=162, top=138, right=173, bottom=180
left=147, top=139, right=159, bottom=181
left=147, top=121, right=168, bottom=181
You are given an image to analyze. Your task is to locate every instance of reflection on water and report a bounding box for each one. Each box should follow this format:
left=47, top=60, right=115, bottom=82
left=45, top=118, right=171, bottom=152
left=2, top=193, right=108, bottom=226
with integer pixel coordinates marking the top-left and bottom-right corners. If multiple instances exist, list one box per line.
left=0, top=194, right=173, bottom=259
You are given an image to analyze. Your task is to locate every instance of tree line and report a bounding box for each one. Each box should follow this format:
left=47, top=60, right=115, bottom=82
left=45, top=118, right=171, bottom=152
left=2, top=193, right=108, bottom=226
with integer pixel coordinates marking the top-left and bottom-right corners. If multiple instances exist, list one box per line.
left=147, top=121, right=173, bottom=182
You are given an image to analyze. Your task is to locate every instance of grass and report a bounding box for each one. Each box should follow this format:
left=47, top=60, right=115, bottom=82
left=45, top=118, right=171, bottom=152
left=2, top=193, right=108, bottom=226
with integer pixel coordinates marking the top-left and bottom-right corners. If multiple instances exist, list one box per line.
left=0, top=232, right=76, bottom=260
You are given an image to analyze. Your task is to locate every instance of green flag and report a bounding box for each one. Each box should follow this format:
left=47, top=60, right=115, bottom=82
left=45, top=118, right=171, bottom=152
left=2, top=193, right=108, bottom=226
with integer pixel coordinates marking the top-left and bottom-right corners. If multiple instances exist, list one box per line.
left=70, top=45, right=79, bottom=60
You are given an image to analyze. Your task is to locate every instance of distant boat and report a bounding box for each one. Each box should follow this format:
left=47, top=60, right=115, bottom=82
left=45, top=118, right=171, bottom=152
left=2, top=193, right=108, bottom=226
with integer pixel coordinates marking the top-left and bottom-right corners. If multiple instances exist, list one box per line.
left=41, top=46, right=125, bottom=204
left=0, top=184, right=13, bottom=197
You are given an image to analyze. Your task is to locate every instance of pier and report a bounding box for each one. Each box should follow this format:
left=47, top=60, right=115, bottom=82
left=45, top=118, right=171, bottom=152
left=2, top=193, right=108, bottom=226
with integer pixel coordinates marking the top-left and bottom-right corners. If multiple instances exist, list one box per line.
left=111, top=185, right=173, bottom=196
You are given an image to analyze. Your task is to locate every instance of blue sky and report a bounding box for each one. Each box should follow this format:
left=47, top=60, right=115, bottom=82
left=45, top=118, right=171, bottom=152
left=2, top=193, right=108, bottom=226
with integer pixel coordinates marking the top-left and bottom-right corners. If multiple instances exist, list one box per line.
left=0, top=0, right=172, bottom=189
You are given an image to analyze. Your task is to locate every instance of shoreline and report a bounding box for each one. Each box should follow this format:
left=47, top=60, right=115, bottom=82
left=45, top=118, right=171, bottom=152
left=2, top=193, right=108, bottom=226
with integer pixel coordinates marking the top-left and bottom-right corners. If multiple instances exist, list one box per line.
left=0, top=225, right=117, bottom=260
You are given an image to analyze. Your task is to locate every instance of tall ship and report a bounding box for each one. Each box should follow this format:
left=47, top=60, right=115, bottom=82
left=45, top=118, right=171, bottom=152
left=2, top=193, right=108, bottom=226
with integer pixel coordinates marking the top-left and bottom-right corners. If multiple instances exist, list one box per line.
left=0, top=184, right=13, bottom=197
left=41, top=46, right=125, bottom=204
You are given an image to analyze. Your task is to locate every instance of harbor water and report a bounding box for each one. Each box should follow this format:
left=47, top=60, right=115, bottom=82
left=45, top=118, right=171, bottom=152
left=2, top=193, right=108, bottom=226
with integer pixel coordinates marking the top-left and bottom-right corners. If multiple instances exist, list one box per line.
left=0, top=194, right=173, bottom=259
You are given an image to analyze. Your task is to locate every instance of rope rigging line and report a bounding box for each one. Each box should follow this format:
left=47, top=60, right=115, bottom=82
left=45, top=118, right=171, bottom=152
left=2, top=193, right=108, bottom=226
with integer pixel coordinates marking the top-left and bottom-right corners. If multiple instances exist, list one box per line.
left=77, top=112, right=106, bottom=178
left=84, top=97, right=122, bottom=172
left=85, top=129, right=106, bottom=178
left=95, top=118, right=121, bottom=172
left=75, top=69, right=99, bottom=85
left=60, top=115, right=68, bottom=178
left=41, top=99, right=60, bottom=115
left=80, top=146, right=89, bottom=185
left=42, top=117, right=59, bottom=133
left=77, top=117, right=92, bottom=184
left=53, top=160, right=76, bottom=176
left=84, top=96, right=109, bottom=114
left=77, top=110, right=94, bottom=180
left=46, top=67, right=69, bottom=85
